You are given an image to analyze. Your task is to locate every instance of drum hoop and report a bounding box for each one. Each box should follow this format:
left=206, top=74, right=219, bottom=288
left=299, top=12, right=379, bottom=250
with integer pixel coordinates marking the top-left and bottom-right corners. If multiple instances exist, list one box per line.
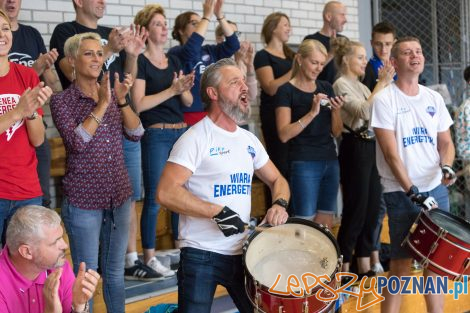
left=420, top=214, right=470, bottom=253
left=243, top=217, right=342, bottom=294
left=405, top=237, right=461, bottom=277
left=425, top=209, right=470, bottom=244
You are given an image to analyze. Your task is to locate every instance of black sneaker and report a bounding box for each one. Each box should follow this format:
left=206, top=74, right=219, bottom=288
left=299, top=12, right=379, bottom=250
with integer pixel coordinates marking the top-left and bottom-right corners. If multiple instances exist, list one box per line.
left=124, top=260, right=164, bottom=281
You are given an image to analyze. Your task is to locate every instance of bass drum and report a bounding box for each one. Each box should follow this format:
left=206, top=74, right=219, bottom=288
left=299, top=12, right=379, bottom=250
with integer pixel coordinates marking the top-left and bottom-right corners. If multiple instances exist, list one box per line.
left=403, top=209, right=470, bottom=280
left=243, top=218, right=343, bottom=313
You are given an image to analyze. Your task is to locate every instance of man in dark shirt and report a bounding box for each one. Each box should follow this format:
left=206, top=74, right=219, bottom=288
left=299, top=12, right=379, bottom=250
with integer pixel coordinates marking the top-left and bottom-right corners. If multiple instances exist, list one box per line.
left=1, top=0, right=62, bottom=208
left=303, top=0, right=347, bottom=84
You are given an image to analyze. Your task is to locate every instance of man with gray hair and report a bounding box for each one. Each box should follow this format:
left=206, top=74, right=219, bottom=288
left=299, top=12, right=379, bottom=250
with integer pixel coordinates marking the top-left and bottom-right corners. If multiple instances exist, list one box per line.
left=157, top=58, right=290, bottom=312
left=0, top=206, right=100, bottom=313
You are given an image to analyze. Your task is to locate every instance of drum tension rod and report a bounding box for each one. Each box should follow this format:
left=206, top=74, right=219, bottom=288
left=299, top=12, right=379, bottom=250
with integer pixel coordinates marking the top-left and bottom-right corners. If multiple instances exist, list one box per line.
left=302, top=300, right=309, bottom=313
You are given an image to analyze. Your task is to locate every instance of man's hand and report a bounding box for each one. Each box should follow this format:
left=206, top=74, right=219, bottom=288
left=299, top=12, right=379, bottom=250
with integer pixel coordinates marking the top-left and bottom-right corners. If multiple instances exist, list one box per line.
left=72, top=262, right=100, bottom=312
left=407, top=185, right=438, bottom=210
left=32, top=49, right=59, bottom=76
left=441, top=165, right=457, bottom=186
left=43, top=268, right=63, bottom=313
left=262, top=205, right=288, bottom=226
left=212, top=206, right=245, bottom=236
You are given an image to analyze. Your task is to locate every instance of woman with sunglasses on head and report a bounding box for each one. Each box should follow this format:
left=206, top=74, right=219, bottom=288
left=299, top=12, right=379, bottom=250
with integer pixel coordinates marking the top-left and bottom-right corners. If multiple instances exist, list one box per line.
left=332, top=37, right=394, bottom=280
left=254, top=12, right=294, bottom=178
left=169, top=0, right=240, bottom=126
left=275, top=39, right=344, bottom=230
left=50, top=32, right=143, bottom=313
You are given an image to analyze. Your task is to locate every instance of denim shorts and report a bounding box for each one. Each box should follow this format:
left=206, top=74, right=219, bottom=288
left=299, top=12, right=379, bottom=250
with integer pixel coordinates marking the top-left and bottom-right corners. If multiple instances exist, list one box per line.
left=383, top=184, right=449, bottom=259
left=123, top=137, right=142, bottom=201
left=289, top=159, right=340, bottom=217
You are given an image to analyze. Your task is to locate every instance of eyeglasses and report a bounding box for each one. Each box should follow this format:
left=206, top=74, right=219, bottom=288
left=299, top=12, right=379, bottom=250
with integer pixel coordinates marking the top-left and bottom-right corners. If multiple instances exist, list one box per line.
left=234, top=31, right=242, bottom=37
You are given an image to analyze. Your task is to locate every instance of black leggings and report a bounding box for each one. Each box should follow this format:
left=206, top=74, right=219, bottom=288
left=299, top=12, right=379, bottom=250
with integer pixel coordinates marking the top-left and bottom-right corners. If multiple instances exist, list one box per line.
left=337, top=134, right=382, bottom=263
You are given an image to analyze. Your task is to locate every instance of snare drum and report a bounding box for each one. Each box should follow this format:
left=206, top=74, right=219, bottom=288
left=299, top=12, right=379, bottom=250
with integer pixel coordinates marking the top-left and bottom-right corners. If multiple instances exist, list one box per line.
left=403, top=209, right=470, bottom=280
left=243, top=218, right=343, bottom=313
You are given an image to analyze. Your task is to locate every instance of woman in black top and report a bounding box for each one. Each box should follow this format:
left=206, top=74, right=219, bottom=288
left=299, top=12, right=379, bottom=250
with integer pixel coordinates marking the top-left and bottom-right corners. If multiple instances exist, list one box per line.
left=254, top=12, right=294, bottom=178
left=275, top=39, right=344, bottom=230
left=131, top=4, right=194, bottom=277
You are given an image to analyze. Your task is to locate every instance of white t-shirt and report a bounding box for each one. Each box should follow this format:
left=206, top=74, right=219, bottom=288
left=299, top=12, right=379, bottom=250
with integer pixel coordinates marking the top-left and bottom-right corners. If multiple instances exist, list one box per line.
left=371, top=83, right=453, bottom=193
left=168, top=117, right=270, bottom=255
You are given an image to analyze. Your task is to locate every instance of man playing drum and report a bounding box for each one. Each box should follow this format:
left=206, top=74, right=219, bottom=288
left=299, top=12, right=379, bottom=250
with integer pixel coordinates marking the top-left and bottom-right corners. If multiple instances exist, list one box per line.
left=371, top=37, right=456, bottom=313
left=157, top=58, right=290, bottom=313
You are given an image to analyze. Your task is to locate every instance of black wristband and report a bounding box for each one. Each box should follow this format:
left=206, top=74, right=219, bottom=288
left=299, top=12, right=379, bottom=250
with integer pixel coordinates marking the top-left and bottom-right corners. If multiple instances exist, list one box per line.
left=202, top=17, right=210, bottom=22
left=117, top=102, right=129, bottom=109
left=406, top=185, right=419, bottom=197
left=216, top=15, right=225, bottom=21
left=272, top=198, right=289, bottom=209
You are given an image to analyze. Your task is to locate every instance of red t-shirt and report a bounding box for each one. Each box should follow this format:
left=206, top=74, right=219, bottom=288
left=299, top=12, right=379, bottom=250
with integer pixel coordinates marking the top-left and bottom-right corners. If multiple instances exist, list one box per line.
left=0, top=62, right=43, bottom=200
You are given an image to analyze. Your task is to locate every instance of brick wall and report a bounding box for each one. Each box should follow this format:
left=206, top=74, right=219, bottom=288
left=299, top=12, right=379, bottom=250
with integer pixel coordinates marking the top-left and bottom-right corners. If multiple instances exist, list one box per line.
left=18, top=0, right=360, bottom=207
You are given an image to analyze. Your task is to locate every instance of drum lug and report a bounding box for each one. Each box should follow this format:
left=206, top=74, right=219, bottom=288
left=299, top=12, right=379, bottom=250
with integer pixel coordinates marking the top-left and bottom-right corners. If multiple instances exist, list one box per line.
left=437, top=228, right=448, bottom=239
left=430, top=242, right=439, bottom=254
left=419, top=228, right=426, bottom=235
left=302, top=300, right=309, bottom=313
left=413, top=239, right=420, bottom=245
left=278, top=305, right=285, bottom=313
left=464, top=258, right=470, bottom=271
left=421, top=258, right=430, bottom=268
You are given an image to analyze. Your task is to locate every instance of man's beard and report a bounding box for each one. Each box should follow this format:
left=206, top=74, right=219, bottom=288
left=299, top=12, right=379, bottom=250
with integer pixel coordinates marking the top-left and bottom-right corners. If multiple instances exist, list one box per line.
left=219, top=94, right=250, bottom=125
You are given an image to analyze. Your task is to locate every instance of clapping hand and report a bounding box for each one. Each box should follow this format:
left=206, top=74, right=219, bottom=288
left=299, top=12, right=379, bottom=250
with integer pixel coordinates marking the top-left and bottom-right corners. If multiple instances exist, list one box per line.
left=43, top=268, right=63, bottom=313
left=33, top=49, right=59, bottom=76
left=171, top=70, right=195, bottom=95
left=16, top=82, right=52, bottom=119
left=97, top=71, right=111, bottom=108
left=114, top=72, right=134, bottom=103
left=72, top=262, right=100, bottom=312
left=124, top=24, right=148, bottom=58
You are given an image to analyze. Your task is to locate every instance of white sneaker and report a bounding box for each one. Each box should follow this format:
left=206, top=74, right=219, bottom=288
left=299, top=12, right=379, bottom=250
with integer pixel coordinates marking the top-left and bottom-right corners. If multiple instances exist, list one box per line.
left=371, top=262, right=385, bottom=274
left=147, top=257, right=175, bottom=277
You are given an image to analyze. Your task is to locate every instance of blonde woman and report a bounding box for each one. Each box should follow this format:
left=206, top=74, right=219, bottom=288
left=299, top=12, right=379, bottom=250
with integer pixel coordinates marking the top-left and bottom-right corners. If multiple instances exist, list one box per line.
left=332, top=37, right=394, bottom=280
left=275, top=39, right=344, bottom=229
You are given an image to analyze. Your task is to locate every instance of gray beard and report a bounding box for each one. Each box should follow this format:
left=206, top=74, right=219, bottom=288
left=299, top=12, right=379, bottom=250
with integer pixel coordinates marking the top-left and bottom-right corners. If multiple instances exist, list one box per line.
left=219, top=95, right=251, bottom=125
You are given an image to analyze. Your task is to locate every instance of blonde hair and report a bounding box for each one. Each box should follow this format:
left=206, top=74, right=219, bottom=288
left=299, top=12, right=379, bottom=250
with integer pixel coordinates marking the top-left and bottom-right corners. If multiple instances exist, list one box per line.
left=0, top=9, right=11, bottom=28
left=64, top=32, right=102, bottom=58
left=332, top=37, right=364, bottom=75
left=292, top=39, right=328, bottom=78
left=261, top=12, right=295, bottom=60
left=134, top=4, right=165, bottom=30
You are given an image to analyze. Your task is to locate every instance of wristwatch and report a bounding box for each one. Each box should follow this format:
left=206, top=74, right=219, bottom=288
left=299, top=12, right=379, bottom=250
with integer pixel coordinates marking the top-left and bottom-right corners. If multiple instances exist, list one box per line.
left=27, top=111, right=38, bottom=120
left=272, top=198, right=289, bottom=209
left=406, top=185, right=419, bottom=197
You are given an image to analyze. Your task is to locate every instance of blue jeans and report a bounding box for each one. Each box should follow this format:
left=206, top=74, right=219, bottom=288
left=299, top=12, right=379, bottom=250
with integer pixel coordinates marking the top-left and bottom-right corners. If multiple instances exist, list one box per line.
left=61, top=197, right=131, bottom=313
left=0, top=196, right=42, bottom=246
left=178, top=247, right=253, bottom=313
left=289, top=160, right=340, bottom=217
left=141, top=127, right=186, bottom=248
left=123, top=137, right=142, bottom=201
left=384, top=184, right=449, bottom=259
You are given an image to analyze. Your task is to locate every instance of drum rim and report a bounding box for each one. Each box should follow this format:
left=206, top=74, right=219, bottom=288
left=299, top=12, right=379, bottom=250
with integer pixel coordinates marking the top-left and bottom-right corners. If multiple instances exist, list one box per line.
left=425, top=209, right=470, bottom=244
left=243, top=217, right=342, bottom=294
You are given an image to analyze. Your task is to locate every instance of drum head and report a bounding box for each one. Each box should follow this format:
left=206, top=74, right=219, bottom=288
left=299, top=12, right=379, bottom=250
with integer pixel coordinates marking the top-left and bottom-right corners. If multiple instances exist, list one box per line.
left=428, top=209, right=470, bottom=243
left=245, top=219, right=339, bottom=291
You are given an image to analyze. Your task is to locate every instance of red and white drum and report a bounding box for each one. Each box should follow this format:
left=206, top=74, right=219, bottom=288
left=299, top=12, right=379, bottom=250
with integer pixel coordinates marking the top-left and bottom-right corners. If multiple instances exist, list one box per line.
left=243, top=218, right=343, bottom=313
left=403, top=209, right=470, bottom=280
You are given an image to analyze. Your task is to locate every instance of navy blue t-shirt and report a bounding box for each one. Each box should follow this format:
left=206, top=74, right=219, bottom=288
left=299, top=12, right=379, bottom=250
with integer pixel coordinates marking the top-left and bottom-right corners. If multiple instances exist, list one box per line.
left=275, top=80, right=338, bottom=161
left=137, top=54, right=186, bottom=128
left=50, top=21, right=126, bottom=90
left=9, top=24, right=47, bottom=68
